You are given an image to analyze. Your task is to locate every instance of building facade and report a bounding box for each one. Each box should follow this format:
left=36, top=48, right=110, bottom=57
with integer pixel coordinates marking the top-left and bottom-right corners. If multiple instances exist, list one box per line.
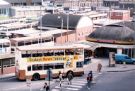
left=103, top=0, right=135, bottom=10
left=39, top=13, right=94, bottom=44
left=86, top=22, right=135, bottom=58
left=0, top=0, right=11, bottom=17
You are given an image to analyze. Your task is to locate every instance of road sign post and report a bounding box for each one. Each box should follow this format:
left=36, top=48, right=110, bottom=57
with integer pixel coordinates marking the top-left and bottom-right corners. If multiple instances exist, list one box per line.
left=26, top=77, right=32, bottom=91
left=46, top=68, right=52, bottom=91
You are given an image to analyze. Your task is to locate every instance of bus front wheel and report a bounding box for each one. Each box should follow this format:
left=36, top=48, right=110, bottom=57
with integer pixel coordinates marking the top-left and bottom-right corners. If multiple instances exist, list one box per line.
left=32, top=73, right=40, bottom=81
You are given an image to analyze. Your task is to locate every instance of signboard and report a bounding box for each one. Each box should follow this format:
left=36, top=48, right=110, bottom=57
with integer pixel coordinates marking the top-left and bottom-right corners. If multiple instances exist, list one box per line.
left=109, top=52, right=116, bottom=67
left=27, top=55, right=79, bottom=62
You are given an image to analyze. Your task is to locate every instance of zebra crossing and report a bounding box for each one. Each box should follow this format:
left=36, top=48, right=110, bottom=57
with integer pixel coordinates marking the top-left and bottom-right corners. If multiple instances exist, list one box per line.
left=51, top=78, right=87, bottom=91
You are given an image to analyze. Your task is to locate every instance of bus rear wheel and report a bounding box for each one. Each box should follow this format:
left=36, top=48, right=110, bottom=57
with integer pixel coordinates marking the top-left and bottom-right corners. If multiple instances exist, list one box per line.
left=32, top=73, right=40, bottom=81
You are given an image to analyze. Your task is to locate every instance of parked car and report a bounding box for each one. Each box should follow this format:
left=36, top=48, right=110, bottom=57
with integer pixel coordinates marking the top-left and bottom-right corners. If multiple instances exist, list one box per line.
left=115, top=54, right=135, bottom=64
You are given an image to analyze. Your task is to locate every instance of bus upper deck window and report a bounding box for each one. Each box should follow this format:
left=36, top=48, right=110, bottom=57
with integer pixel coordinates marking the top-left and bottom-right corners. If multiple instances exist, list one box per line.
left=18, top=42, right=24, bottom=46
left=32, top=40, right=38, bottom=44
left=3, top=43, right=10, bottom=47
left=25, top=41, right=31, bottom=45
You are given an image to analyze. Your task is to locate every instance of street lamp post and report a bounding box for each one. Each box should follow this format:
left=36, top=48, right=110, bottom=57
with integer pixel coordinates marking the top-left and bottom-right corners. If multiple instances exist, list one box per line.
left=58, top=16, right=63, bottom=45
left=39, top=5, right=42, bottom=45
left=66, top=13, right=69, bottom=43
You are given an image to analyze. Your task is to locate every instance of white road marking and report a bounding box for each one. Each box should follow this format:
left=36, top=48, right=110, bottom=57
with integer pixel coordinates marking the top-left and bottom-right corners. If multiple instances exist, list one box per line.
left=51, top=89, right=60, bottom=91
left=66, top=87, right=79, bottom=90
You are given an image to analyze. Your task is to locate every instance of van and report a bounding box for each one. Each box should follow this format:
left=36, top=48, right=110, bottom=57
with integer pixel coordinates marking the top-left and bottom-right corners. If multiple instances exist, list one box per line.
left=115, top=54, right=135, bottom=64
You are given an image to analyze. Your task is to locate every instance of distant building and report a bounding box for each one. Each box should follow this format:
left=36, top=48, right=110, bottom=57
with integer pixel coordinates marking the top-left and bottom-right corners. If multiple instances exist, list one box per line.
left=103, top=0, right=135, bottom=10
left=0, top=0, right=11, bottom=17
left=10, top=6, right=45, bottom=18
left=86, top=21, right=135, bottom=58
left=38, top=13, right=94, bottom=44
left=5, top=0, right=41, bottom=6
left=109, top=10, right=131, bottom=21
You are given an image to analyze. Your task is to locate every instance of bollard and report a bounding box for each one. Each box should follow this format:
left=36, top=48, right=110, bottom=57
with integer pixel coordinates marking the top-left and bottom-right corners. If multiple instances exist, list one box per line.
left=123, top=62, right=126, bottom=68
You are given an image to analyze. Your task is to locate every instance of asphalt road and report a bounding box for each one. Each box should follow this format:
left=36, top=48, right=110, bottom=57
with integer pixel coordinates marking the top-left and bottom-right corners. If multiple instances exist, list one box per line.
left=84, top=70, right=135, bottom=91
left=0, top=70, right=135, bottom=91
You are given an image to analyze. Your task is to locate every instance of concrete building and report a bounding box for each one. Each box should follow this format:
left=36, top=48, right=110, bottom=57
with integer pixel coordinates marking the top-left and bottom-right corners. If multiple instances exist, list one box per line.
left=38, top=13, right=94, bottom=44
left=86, top=22, right=135, bottom=58
left=103, top=0, right=135, bottom=10
left=10, top=6, right=45, bottom=18
left=5, top=0, right=41, bottom=6
left=0, top=0, right=11, bottom=17
left=109, top=10, right=131, bottom=21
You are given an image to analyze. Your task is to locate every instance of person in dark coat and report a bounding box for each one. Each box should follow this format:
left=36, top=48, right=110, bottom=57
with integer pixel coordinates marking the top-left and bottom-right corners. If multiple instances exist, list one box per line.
left=59, top=71, right=63, bottom=87
left=87, top=71, right=93, bottom=89
left=67, top=72, right=73, bottom=85
left=43, top=82, right=49, bottom=91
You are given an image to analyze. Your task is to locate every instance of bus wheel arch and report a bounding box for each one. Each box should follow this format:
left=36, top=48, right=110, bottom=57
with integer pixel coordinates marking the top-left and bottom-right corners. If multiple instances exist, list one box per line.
left=32, top=73, right=40, bottom=81
left=66, top=70, right=74, bottom=77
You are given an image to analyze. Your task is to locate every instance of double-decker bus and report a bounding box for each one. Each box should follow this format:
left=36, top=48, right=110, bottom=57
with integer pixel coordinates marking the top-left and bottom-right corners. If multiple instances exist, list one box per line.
left=15, top=44, right=85, bottom=80
left=10, top=35, right=54, bottom=52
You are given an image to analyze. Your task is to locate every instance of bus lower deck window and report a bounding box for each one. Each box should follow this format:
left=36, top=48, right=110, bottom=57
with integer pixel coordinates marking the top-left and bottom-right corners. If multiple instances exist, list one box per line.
left=76, top=62, right=83, bottom=68
left=22, top=54, right=31, bottom=58
left=27, top=66, right=31, bottom=71
left=54, top=63, right=64, bottom=69
left=32, top=64, right=43, bottom=71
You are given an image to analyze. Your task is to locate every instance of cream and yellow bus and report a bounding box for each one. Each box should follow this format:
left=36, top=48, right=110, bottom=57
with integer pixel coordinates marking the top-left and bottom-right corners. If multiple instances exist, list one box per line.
left=15, top=44, right=85, bottom=80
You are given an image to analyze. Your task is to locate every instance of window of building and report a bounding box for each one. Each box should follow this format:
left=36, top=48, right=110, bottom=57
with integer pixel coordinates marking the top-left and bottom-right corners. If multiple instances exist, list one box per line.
left=116, top=12, right=122, bottom=16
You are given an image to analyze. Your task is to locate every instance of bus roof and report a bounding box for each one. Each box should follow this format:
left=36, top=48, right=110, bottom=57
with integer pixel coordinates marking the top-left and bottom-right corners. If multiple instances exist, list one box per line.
left=10, top=34, right=53, bottom=42
left=8, top=28, right=40, bottom=35
left=16, top=43, right=90, bottom=51
left=0, top=39, right=10, bottom=43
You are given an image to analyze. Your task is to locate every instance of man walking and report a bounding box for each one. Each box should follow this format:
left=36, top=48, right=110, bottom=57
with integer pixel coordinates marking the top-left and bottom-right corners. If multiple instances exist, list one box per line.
left=42, top=82, right=49, bottom=91
left=67, top=72, right=73, bottom=85
left=87, top=71, right=93, bottom=89
left=97, top=62, right=102, bottom=73
left=59, top=71, right=63, bottom=87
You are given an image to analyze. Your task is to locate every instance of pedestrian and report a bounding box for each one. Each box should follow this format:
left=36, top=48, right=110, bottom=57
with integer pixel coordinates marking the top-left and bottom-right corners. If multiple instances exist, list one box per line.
left=59, top=71, right=63, bottom=87
left=67, top=72, right=73, bottom=85
left=43, top=82, right=49, bottom=91
left=87, top=71, right=93, bottom=89
left=97, top=62, right=102, bottom=73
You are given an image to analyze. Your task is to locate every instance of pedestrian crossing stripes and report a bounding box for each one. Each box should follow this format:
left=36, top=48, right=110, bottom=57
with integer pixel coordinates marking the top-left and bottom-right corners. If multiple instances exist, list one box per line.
left=51, top=78, right=87, bottom=91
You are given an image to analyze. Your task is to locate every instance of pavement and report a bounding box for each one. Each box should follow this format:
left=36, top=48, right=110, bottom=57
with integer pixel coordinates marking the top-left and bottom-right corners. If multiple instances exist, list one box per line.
left=84, top=57, right=135, bottom=73
left=1, top=58, right=135, bottom=79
